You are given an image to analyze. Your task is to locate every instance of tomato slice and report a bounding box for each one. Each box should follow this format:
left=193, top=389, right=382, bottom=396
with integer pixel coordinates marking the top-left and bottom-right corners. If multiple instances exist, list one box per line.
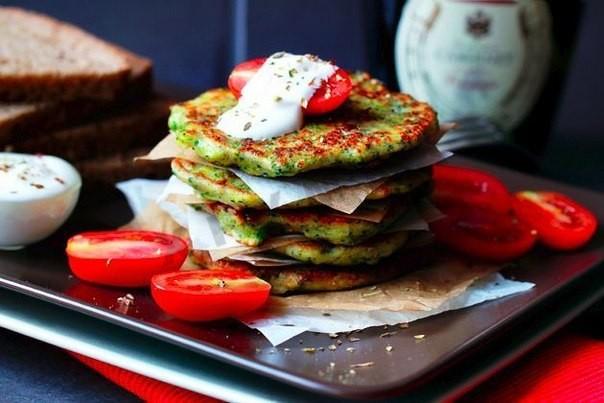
left=432, top=164, right=512, bottom=214
left=227, top=57, right=265, bottom=99
left=512, top=191, right=598, bottom=250
left=226, top=57, right=353, bottom=115
left=66, top=231, right=188, bottom=287
left=151, top=270, right=271, bottom=322
left=304, top=67, right=353, bottom=115
left=430, top=206, right=537, bottom=262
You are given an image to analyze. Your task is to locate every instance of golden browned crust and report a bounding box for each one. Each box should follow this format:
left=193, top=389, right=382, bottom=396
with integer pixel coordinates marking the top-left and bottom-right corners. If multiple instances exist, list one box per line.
left=190, top=246, right=436, bottom=295
left=171, top=73, right=439, bottom=177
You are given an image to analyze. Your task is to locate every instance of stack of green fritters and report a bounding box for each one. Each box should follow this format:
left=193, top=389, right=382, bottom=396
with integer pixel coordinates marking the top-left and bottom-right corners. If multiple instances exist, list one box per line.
left=168, top=72, right=440, bottom=294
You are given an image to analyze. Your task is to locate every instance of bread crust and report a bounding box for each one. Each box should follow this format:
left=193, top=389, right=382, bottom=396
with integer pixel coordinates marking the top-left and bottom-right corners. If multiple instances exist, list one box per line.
left=0, top=39, right=153, bottom=142
left=75, top=148, right=171, bottom=183
left=0, top=7, right=134, bottom=101
left=0, top=101, right=100, bottom=143
left=6, top=98, right=172, bottom=161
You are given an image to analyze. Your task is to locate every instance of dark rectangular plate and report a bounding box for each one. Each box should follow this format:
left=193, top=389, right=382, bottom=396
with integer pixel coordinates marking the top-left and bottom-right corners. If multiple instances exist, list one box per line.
left=1, top=156, right=603, bottom=400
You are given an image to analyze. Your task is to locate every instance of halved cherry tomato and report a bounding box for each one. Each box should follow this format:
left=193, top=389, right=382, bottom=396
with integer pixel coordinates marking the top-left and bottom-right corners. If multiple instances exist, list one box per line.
left=66, top=231, right=188, bottom=287
left=227, top=57, right=353, bottom=115
left=151, top=270, right=271, bottom=322
left=227, top=57, right=265, bottom=99
left=430, top=206, right=537, bottom=262
left=303, top=67, right=353, bottom=115
left=512, top=191, right=598, bottom=250
left=432, top=164, right=512, bottom=214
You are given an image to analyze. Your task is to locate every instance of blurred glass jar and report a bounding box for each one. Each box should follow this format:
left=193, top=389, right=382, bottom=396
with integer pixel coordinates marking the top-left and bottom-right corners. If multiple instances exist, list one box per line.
left=395, top=0, right=552, bottom=135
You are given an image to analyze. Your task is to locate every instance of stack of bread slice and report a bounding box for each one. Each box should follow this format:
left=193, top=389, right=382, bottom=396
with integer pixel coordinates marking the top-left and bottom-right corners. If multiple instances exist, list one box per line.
left=165, top=71, right=442, bottom=294
left=0, top=7, right=171, bottom=182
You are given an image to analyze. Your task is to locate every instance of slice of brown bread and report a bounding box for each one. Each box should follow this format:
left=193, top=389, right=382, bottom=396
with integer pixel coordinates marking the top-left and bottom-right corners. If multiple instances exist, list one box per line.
left=75, top=147, right=171, bottom=183
left=118, top=46, right=153, bottom=101
left=0, top=7, right=134, bottom=102
left=4, top=97, right=172, bottom=162
left=0, top=47, right=153, bottom=144
left=0, top=100, right=101, bottom=144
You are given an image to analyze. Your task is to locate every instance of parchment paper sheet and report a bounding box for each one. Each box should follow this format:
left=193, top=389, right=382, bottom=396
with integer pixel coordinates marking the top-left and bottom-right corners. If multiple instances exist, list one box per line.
left=139, top=134, right=451, bottom=213
left=243, top=272, right=534, bottom=345
left=123, top=177, right=437, bottom=260
left=117, top=179, right=534, bottom=346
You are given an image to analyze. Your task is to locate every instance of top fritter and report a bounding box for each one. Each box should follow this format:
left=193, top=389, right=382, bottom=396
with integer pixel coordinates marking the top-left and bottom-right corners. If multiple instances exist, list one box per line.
left=169, top=71, right=439, bottom=177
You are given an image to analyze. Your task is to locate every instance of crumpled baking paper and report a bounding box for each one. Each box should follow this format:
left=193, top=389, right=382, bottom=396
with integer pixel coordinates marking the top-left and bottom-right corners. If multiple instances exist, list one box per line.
left=230, top=143, right=450, bottom=211
left=139, top=134, right=451, bottom=213
left=242, top=272, right=534, bottom=345
left=116, top=178, right=535, bottom=346
left=149, top=175, right=437, bottom=258
left=161, top=175, right=391, bottom=223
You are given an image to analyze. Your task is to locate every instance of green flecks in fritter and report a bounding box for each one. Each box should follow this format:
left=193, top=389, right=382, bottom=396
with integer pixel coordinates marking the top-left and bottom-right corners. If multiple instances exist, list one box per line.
left=169, top=72, right=438, bottom=177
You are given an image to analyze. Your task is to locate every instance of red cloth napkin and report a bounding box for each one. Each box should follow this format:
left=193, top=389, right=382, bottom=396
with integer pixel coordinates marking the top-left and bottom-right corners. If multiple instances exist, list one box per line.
left=68, top=352, right=219, bottom=403
left=69, top=330, right=604, bottom=402
left=461, top=331, right=604, bottom=402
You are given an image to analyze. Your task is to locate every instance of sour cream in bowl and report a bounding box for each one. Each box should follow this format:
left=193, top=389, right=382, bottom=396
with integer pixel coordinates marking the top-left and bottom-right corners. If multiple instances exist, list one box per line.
left=0, top=153, right=81, bottom=249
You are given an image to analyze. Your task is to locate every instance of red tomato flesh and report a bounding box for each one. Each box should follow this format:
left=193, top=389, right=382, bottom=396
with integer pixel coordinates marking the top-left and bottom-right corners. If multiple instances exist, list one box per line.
left=151, top=270, right=271, bottom=322
left=227, top=58, right=265, bottom=98
left=512, top=191, right=598, bottom=250
left=227, top=57, right=352, bottom=116
left=66, top=231, right=188, bottom=287
left=432, top=164, right=512, bottom=214
left=430, top=206, right=537, bottom=262
left=304, top=67, right=353, bottom=115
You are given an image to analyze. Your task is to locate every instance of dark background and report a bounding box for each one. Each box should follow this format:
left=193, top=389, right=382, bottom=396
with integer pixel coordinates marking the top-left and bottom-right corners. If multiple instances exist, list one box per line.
left=1, top=0, right=602, bottom=190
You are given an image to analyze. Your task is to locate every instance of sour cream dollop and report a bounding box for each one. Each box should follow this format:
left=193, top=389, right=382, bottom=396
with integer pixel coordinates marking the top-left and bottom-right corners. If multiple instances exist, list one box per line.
left=0, top=153, right=78, bottom=200
left=216, top=52, right=336, bottom=140
left=0, top=153, right=81, bottom=248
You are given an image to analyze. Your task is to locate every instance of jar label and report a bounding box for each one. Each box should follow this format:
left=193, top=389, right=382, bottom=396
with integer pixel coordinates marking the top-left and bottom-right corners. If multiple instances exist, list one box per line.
left=395, top=0, right=552, bottom=130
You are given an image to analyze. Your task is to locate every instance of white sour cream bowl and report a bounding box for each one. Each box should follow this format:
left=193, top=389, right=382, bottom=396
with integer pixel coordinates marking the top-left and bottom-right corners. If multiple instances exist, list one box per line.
left=0, top=152, right=81, bottom=249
